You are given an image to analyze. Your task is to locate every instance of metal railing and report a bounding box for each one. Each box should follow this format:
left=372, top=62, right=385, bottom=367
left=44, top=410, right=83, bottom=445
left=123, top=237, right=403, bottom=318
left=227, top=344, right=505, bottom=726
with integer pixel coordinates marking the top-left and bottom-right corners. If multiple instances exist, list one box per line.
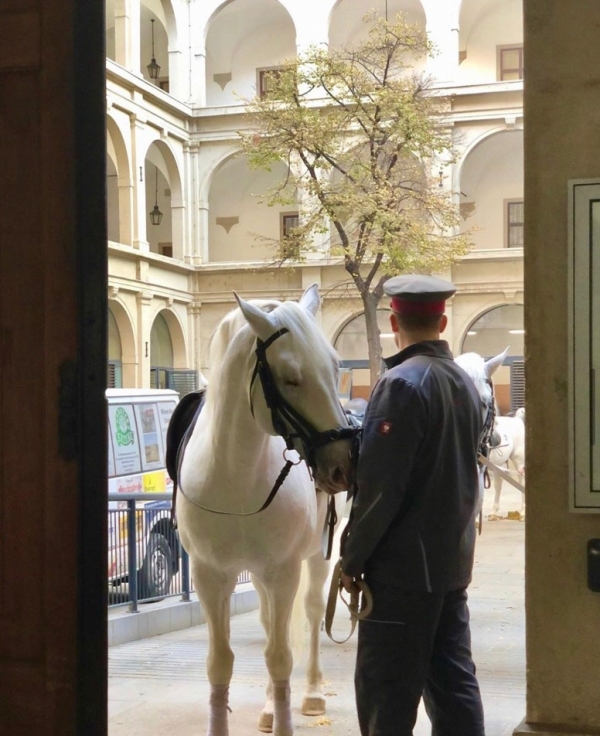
left=108, top=493, right=251, bottom=612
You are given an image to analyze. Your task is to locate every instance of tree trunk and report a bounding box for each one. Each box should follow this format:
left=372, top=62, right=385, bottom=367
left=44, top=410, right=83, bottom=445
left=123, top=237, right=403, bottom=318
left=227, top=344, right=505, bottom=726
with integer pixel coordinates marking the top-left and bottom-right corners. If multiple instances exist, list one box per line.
left=362, top=291, right=385, bottom=389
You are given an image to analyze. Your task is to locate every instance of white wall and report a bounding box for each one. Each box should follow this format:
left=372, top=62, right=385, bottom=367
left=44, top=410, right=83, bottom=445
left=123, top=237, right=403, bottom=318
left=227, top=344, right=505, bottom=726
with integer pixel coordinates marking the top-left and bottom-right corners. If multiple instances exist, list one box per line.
left=460, top=129, right=524, bottom=250
left=208, top=156, right=295, bottom=262
left=457, top=0, right=523, bottom=85
left=329, top=0, right=427, bottom=74
left=205, top=0, right=297, bottom=106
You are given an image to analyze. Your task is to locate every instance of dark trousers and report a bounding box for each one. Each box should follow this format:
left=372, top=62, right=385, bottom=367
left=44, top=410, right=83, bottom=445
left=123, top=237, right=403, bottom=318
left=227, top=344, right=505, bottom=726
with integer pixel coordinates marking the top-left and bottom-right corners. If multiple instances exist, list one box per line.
left=355, top=581, right=485, bottom=736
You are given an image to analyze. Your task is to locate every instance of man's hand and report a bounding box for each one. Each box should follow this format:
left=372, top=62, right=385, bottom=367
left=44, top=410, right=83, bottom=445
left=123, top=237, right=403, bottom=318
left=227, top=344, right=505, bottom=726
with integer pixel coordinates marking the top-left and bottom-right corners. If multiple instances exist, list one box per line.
left=340, top=570, right=360, bottom=594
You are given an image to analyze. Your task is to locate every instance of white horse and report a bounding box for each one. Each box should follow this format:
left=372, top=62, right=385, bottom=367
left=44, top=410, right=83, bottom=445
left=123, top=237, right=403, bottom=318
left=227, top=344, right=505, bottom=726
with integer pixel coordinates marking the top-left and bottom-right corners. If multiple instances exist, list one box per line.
left=454, top=349, right=509, bottom=518
left=177, top=285, right=354, bottom=736
left=488, top=412, right=526, bottom=519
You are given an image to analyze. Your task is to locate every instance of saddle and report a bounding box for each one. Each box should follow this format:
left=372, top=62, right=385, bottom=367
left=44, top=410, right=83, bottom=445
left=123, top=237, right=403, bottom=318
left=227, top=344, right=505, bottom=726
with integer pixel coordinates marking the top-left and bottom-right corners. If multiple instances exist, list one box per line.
left=165, top=388, right=206, bottom=525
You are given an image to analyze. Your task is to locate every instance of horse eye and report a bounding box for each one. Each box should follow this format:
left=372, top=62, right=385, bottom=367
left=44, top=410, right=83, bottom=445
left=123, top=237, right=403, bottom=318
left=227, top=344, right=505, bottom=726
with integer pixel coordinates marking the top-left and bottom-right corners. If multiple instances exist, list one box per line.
left=284, top=378, right=300, bottom=388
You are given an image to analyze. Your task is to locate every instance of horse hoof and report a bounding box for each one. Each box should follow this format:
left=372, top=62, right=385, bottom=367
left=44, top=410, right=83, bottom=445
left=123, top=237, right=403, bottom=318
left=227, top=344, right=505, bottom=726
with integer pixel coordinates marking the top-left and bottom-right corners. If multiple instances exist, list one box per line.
left=302, top=696, right=326, bottom=716
left=487, top=513, right=500, bottom=521
left=258, top=711, right=273, bottom=733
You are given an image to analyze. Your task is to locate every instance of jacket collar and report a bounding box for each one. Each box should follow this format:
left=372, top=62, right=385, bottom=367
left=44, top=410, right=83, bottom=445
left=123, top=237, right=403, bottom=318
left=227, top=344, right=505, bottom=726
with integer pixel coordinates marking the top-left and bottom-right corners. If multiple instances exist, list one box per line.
left=384, top=340, right=454, bottom=371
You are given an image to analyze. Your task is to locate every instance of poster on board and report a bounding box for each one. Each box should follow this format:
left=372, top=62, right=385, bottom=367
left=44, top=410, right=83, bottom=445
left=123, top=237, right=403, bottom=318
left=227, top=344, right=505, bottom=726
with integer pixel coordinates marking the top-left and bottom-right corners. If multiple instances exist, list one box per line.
left=108, top=404, right=142, bottom=476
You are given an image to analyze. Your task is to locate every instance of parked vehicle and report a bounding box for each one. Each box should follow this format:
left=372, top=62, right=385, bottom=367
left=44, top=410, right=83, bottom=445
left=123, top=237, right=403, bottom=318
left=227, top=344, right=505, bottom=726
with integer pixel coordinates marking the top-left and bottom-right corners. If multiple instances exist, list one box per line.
left=107, top=389, right=180, bottom=600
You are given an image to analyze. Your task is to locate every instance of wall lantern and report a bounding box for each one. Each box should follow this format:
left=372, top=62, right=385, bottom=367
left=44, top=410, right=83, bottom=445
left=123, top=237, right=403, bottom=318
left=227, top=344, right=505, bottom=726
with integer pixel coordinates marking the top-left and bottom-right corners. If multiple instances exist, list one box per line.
left=147, top=19, right=161, bottom=80
left=149, top=165, right=163, bottom=226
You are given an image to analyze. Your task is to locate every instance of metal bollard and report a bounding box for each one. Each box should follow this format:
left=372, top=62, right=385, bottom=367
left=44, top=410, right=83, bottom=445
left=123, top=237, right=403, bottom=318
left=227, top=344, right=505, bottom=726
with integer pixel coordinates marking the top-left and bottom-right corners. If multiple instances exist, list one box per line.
left=127, top=499, right=138, bottom=613
left=181, top=547, right=191, bottom=602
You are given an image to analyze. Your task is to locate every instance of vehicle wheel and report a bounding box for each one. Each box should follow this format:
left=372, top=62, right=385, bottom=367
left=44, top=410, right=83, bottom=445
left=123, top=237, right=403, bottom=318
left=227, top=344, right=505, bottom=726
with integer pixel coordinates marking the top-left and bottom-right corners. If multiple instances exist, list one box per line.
left=138, top=532, right=173, bottom=599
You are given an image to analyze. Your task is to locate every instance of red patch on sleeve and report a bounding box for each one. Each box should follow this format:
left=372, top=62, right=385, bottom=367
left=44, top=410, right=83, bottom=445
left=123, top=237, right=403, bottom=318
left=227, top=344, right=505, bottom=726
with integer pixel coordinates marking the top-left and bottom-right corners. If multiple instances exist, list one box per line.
left=379, top=421, right=392, bottom=435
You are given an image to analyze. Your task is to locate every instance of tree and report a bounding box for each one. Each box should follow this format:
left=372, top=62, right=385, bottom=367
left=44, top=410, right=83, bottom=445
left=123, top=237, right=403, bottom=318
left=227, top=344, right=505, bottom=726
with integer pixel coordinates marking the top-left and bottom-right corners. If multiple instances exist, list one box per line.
left=240, top=13, right=471, bottom=386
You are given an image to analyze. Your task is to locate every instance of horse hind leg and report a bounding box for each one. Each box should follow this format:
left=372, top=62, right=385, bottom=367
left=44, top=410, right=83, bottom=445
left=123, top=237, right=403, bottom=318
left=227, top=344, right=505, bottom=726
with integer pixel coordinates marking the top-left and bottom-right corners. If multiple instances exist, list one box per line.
left=300, top=552, right=329, bottom=717
left=191, top=560, right=237, bottom=736
left=489, top=470, right=503, bottom=520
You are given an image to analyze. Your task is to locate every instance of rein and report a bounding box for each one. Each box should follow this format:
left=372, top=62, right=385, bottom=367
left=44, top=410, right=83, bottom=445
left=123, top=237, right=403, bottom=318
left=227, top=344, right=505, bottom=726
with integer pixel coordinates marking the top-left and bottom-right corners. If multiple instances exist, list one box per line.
left=176, top=325, right=360, bottom=520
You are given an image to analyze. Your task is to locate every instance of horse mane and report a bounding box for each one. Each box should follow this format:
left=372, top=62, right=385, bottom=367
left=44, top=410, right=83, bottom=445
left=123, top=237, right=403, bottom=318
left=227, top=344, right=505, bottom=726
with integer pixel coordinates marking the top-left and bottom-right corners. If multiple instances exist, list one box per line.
left=208, top=299, right=281, bottom=370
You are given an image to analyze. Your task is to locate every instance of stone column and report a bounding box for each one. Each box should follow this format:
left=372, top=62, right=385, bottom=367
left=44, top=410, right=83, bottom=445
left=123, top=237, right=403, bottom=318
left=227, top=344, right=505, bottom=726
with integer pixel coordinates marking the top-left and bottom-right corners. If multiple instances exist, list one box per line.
left=136, top=290, right=153, bottom=388
left=130, top=114, right=149, bottom=253
left=117, top=174, right=134, bottom=246
left=187, top=301, right=203, bottom=374
left=114, top=0, right=141, bottom=73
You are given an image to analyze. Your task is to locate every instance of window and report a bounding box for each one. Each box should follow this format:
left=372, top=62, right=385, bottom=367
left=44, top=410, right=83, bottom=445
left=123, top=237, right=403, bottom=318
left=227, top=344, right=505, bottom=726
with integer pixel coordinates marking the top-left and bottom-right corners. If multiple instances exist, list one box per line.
left=258, top=67, right=283, bottom=99
left=506, top=200, right=524, bottom=248
left=158, top=78, right=169, bottom=93
left=281, top=212, right=299, bottom=238
left=158, top=242, right=173, bottom=258
left=498, top=45, right=524, bottom=81
left=280, top=212, right=300, bottom=257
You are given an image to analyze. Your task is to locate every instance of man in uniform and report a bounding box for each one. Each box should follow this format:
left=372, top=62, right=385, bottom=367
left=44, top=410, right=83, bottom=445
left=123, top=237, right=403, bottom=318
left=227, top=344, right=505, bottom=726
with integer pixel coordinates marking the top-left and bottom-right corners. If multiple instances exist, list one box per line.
left=340, top=274, right=486, bottom=736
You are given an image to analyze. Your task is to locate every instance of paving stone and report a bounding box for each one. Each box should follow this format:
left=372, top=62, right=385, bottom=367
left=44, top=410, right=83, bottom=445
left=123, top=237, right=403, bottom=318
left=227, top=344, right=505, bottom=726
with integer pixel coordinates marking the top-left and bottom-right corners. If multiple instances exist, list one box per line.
left=109, top=516, right=525, bottom=736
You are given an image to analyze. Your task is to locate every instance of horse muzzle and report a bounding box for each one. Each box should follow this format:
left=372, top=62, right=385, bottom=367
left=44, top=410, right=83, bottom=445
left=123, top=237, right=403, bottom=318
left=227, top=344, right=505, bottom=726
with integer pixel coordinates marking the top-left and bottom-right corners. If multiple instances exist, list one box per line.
left=313, top=438, right=356, bottom=495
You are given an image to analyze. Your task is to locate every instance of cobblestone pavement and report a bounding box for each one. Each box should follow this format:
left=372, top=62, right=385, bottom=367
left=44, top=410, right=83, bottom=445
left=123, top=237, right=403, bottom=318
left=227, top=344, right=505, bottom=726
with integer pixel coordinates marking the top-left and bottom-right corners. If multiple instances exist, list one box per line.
left=109, top=485, right=525, bottom=736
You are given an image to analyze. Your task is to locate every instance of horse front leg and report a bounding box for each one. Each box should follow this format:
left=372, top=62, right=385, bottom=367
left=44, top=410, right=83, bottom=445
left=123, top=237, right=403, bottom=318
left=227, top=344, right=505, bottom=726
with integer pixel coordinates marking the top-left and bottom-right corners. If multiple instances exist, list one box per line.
left=301, top=551, right=329, bottom=717
left=191, top=560, right=237, bottom=736
left=252, top=575, right=275, bottom=734
left=260, top=561, right=301, bottom=736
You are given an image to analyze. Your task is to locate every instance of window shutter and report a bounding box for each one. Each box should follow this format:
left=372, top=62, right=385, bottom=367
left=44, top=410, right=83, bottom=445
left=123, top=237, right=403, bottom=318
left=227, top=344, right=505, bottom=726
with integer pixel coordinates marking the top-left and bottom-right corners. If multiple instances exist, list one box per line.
left=107, top=361, right=122, bottom=388
left=510, top=360, right=525, bottom=411
left=166, top=369, right=198, bottom=396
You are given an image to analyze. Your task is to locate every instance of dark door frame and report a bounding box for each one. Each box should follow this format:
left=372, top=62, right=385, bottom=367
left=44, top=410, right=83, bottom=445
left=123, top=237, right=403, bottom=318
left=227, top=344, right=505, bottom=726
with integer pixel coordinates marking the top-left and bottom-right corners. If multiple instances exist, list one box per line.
left=74, top=1, right=108, bottom=732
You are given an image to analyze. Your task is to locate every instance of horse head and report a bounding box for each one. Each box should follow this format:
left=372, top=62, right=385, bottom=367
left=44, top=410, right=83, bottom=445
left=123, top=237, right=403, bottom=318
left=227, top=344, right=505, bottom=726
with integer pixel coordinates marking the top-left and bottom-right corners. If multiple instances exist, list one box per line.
left=455, top=347, right=510, bottom=460
left=234, top=284, right=356, bottom=495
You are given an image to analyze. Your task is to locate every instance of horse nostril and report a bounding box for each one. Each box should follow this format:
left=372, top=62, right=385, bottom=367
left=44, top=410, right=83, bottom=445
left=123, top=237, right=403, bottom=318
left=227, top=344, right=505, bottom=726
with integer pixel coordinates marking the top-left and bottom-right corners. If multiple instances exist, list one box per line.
left=331, top=466, right=346, bottom=488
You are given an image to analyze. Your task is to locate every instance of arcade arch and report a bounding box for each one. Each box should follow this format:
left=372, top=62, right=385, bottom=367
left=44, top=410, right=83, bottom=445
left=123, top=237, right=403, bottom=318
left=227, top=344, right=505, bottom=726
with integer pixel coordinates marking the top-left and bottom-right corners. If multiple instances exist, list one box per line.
left=458, top=129, right=523, bottom=251
left=107, top=115, right=133, bottom=246
left=329, top=0, right=427, bottom=74
left=144, top=140, right=184, bottom=259
left=205, top=0, right=297, bottom=106
left=140, top=3, right=172, bottom=88
left=106, top=153, right=120, bottom=244
left=108, top=299, right=137, bottom=388
left=208, top=154, right=296, bottom=263
left=457, top=0, right=523, bottom=85
left=461, top=303, right=524, bottom=412
left=333, top=309, right=394, bottom=400
left=150, top=308, right=188, bottom=387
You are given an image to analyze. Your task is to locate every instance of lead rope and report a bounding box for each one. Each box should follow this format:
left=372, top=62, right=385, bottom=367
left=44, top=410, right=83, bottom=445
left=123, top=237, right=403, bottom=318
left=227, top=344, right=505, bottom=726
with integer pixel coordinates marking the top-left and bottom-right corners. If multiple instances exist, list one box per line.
left=324, top=514, right=373, bottom=644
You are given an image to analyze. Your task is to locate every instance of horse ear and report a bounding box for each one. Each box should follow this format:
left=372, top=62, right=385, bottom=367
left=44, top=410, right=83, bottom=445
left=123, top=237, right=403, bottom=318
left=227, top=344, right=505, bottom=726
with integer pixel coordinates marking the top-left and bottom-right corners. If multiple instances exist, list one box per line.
left=298, top=283, right=320, bottom=317
left=484, top=347, right=509, bottom=378
left=234, top=292, right=277, bottom=340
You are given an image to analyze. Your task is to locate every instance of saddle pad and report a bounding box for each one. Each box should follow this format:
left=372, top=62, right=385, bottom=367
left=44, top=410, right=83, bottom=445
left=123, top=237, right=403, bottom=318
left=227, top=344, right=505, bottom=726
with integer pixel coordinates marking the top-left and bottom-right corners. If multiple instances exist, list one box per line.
left=166, top=388, right=206, bottom=483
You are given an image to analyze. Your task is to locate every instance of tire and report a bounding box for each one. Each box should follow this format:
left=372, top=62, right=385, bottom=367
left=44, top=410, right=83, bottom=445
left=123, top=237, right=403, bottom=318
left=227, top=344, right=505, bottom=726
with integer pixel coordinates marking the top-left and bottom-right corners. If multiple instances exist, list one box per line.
left=138, top=532, right=174, bottom=599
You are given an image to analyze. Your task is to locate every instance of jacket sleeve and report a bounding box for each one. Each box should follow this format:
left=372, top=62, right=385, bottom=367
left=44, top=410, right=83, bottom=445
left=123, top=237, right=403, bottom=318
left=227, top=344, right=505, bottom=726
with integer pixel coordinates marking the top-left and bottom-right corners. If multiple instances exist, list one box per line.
left=341, top=376, right=427, bottom=578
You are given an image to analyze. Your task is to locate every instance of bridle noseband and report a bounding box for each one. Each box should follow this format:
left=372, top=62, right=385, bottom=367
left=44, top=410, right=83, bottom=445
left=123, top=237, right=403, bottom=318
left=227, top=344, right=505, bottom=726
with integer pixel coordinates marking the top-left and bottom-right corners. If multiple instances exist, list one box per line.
left=250, top=327, right=360, bottom=478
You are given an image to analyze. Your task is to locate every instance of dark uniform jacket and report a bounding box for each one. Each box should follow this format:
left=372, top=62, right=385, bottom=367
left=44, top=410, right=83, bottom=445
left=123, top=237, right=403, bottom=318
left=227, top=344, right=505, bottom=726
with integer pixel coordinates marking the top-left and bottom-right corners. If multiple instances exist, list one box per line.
left=341, top=340, right=483, bottom=592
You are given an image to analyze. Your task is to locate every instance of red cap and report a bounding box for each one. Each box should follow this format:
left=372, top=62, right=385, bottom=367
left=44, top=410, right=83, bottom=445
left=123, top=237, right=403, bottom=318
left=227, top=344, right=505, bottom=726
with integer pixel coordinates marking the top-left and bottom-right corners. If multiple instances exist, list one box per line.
left=390, top=297, right=446, bottom=315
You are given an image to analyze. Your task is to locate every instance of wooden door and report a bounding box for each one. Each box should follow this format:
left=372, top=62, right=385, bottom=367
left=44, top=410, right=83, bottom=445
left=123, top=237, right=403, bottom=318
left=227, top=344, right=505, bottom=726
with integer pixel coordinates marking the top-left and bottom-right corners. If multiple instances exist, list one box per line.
left=0, top=1, right=107, bottom=734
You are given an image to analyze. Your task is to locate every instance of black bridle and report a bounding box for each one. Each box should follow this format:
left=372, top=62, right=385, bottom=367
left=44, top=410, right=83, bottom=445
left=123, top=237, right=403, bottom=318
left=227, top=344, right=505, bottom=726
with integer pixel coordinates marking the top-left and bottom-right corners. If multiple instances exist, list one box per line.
left=250, top=327, right=360, bottom=477
left=479, top=377, right=497, bottom=460
left=175, top=326, right=360, bottom=521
